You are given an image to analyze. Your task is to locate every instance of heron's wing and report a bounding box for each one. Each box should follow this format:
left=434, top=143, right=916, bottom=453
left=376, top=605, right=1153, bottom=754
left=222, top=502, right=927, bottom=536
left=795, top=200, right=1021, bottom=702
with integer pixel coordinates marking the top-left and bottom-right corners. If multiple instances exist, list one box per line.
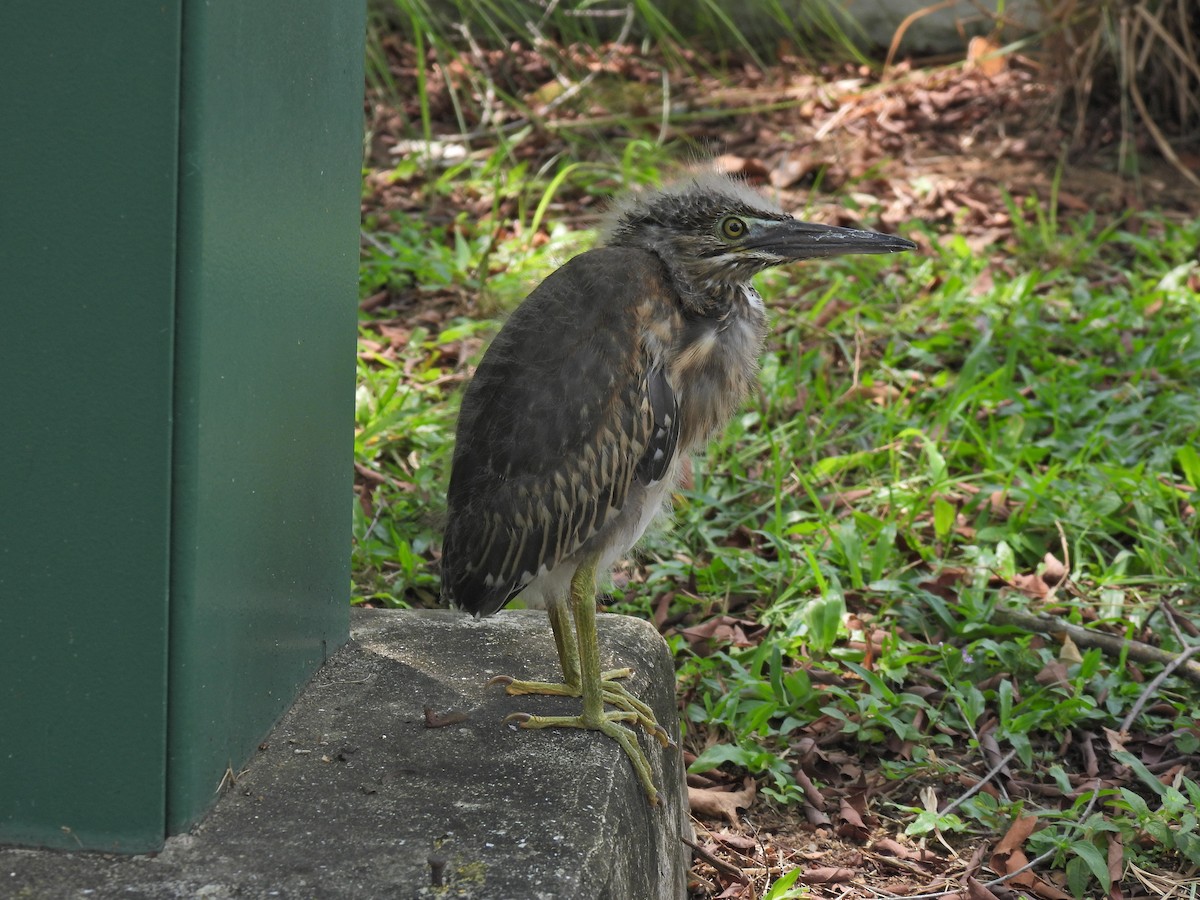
left=442, top=248, right=681, bottom=615
left=635, top=364, right=679, bottom=485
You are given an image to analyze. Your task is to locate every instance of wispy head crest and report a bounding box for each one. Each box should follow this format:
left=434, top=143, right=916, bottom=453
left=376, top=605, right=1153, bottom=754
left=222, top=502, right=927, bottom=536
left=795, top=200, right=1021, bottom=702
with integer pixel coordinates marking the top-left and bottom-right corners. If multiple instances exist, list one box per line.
left=600, top=171, right=786, bottom=246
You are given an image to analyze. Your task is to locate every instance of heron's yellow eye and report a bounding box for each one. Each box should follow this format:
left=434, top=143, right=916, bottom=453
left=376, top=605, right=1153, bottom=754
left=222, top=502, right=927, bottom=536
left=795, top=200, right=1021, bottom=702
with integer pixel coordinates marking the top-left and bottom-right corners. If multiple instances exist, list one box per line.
left=720, top=217, right=747, bottom=240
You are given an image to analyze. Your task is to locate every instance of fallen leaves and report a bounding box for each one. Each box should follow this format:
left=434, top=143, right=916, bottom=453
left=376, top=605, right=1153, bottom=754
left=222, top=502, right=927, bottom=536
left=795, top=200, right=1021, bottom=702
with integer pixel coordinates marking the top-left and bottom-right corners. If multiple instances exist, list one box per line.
left=678, top=615, right=761, bottom=654
left=836, top=790, right=878, bottom=843
left=990, top=816, right=1074, bottom=900
left=688, top=778, right=757, bottom=825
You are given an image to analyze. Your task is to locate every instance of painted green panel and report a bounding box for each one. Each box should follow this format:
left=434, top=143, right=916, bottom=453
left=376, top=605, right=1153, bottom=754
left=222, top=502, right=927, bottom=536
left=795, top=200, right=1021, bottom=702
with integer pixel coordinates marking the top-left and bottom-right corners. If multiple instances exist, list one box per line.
left=0, top=3, right=181, bottom=851
left=167, top=1, right=363, bottom=831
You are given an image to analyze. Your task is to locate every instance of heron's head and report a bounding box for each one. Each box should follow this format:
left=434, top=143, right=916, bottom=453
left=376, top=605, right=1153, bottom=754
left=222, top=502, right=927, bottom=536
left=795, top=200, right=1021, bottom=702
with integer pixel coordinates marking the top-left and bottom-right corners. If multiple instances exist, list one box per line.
left=601, top=173, right=915, bottom=313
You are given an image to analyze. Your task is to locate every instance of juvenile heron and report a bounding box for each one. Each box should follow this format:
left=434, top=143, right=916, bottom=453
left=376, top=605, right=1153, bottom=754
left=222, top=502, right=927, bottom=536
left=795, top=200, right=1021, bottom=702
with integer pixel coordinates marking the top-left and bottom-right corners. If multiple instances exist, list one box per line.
left=441, top=173, right=915, bottom=804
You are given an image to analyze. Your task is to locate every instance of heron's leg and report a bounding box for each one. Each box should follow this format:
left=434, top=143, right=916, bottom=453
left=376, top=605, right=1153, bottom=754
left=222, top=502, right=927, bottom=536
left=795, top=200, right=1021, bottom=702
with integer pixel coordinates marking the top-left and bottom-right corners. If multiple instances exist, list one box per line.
left=503, top=552, right=663, bottom=805
left=486, top=597, right=615, bottom=697
left=570, top=553, right=609, bottom=727
left=549, top=595, right=580, bottom=689
left=489, top=571, right=672, bottom=748
left=495, top=595, right=634, bottom=691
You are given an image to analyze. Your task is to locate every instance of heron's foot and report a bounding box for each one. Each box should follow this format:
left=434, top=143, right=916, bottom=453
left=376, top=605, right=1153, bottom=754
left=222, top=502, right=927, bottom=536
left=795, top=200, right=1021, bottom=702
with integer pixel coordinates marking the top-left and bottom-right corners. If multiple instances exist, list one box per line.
left=504, top=710, right=661, bottom=806
left=487, top=672, right=673, bottom=748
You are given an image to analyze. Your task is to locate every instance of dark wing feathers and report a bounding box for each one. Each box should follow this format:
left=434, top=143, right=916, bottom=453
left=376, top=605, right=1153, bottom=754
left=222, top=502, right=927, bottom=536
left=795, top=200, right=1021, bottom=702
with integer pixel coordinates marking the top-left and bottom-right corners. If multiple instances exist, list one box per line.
left=635, top=364, right=679, bottom=485
left=442, top=247, right=680, bottom=616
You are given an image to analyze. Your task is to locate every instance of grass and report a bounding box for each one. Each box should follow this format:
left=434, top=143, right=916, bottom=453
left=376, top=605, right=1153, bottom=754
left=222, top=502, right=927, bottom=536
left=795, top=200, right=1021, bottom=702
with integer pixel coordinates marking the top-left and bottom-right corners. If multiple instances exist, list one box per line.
left=356, top=141, right=1200, bottom=892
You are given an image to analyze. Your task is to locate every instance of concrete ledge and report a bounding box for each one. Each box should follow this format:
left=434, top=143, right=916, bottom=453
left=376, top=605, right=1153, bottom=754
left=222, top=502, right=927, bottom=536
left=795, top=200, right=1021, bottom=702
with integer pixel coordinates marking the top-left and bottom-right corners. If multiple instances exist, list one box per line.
left=2, top=608, right=689, bottom=899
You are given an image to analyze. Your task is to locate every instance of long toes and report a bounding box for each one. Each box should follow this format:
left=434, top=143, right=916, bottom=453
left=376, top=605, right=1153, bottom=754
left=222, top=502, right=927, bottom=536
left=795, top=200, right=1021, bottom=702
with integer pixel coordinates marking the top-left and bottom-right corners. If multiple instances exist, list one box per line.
left=600, top=685, right=656, bottom=717
left=603, top=710, right=639, bottom=725
left=600, top=720, right=661, bottom=805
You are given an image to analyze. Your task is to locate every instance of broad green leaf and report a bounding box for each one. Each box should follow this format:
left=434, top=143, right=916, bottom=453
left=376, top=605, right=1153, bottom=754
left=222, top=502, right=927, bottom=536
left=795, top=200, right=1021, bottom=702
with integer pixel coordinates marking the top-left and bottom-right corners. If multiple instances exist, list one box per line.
left=1068, top=839, right=1111, bottom=894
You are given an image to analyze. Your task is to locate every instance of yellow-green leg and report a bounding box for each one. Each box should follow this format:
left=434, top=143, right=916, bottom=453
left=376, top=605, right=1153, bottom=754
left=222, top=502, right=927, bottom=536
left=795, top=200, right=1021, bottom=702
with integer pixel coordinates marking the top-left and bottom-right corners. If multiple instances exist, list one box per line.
left=492, top=554, right=671, bottom=805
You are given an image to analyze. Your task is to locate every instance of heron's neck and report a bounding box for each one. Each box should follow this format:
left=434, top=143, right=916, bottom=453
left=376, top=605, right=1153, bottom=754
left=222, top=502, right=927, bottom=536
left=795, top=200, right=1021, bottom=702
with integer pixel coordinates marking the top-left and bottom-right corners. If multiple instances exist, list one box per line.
left=703, top=284, right=767, bottom=339
left=669, top=281, right=769, bottom=452
left=665, top=261, right=755, bottom=323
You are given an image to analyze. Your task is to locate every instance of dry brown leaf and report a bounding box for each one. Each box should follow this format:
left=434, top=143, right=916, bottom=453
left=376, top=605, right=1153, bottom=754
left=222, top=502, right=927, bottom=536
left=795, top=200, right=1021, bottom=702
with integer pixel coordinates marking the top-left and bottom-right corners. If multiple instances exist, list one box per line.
left=770, top=154, right=820, bottom=189
left=688, top=779, right=756, bottom=825
left=797, top=866, right=856, bottom=884
left=1080, top=732, right=1100, bottom=777
left=714, top=154, right=769, bottom=181
left=1104, top=727, right=1130, bottom=753
left=1058, top=634, right=1083, bottom=665
left=871, top=836, right=933, bottom=862
left=1042, top=552, right=1067, bottom=585
left=956, top=773, right=1001, bottom=800
left=993, top=814, right=1037, bottom=857
left=1010, top=572, right=1051, bottom=598
left=792, top=765, right=826, bottom=808
left=1107, top=833, right=1124, bottom=900
left=1056, top=190, right=1090, bottom=211
left=988, top=489, right=1010, bottom=518
left=966, top=36, right=1006, bottom=78
left=990, top=815, right=1074, bottom=900
left=679, top=615, right=758, bottom=650
left=709, top=830, right=757, bottom=850
left=1035, top=659, right=1071, bottom=687
left=1031, top=878, right=1075, bottom=900
left=836, top=795, right=872, bottom=842
left=971, top=267, right=995, bottom=297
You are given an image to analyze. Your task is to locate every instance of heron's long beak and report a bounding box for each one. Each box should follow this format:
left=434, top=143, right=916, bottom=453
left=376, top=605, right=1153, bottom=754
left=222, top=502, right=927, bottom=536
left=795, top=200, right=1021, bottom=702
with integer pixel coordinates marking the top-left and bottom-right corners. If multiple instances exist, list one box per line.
left=752, top=219, right=917, bottom=260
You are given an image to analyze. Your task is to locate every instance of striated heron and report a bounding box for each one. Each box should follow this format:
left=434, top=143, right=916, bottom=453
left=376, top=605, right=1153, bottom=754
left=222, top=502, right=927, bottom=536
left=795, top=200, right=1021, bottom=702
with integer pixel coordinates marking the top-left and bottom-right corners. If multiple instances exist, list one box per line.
left=441, top=173, right=916, bottom=804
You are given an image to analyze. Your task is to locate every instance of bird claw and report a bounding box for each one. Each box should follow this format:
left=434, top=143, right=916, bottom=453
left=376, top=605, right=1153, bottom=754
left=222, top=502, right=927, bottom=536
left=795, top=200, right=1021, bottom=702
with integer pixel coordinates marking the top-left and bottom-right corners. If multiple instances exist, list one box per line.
left=503, top=712, right=533, bottom=727
left=491, top=673, right=675, bottom=746
left=652, top=724, right=676, bottom=749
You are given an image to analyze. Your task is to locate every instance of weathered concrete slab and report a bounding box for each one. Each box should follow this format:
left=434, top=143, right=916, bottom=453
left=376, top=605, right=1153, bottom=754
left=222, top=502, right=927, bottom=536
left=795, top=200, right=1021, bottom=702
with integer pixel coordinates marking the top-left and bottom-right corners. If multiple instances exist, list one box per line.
left=1, top=608, right=689, bottom=899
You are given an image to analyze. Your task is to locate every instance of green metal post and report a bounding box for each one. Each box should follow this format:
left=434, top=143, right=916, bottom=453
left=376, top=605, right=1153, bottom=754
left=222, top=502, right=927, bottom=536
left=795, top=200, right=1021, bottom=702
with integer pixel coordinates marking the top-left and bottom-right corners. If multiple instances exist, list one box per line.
left=0, top=2, right=182, bottom=853
left=166, top=0, right=364, bottom=833
left=0, top=0, right=364, bottom=851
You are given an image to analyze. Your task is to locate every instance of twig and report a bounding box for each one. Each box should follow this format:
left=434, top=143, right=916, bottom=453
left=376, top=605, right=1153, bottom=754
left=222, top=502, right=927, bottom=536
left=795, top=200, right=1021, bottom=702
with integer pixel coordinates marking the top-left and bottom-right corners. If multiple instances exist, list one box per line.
left=452, top=23, right=498, bottom=136
left=938, top=749, right=1017, bottom=819
left=883, top=0, right=959, bottom=72
left=990, top=607, right=1200, bottom=685
left=361, top=229, right=395, bottom=257
left=979, top=780, right=1105, bottom=891
left=1146, top=598, right=1191, bottom=652
left=1127, top=68, right=1200, bottom=188
left=1120, top=642, right=1200, bottom=733
left=1043, top=519, right=1071, bottom=605
left=682, top=836, right=749, bottom=883
left=873, top=778, right=1105, bottom=900
left=521, top=2, right=636, bottom=128
left=657, top=68, right=671, bottom=147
